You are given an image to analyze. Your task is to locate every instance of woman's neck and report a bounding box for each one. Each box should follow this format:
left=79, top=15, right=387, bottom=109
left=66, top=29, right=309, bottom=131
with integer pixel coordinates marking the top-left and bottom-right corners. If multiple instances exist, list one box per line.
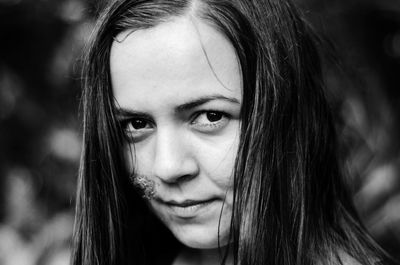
left=173, top=246, right=233, bottom=265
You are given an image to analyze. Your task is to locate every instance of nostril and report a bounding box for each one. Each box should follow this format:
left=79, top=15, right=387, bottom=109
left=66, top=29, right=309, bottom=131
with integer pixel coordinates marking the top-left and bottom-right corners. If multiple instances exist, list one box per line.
left=157, top=172, right=197, bottom=185
left=178, top=173, right=197, bottom=183
left=161, top=173, right=197, bottom=185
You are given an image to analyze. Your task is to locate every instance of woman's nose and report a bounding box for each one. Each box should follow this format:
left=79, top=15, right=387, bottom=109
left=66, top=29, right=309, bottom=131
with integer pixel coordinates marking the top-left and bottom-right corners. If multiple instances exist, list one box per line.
left=152, top=129, right=199, bottom=184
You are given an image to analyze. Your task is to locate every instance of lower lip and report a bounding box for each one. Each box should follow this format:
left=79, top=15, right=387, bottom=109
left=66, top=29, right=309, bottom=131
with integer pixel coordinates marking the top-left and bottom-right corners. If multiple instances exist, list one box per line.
left=164, top=199, right=217, bottom=218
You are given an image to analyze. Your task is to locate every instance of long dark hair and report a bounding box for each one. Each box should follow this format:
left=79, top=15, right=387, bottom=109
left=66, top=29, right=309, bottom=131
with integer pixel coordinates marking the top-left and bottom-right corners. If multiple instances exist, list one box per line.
left=72, top=0, right=393, bottom=264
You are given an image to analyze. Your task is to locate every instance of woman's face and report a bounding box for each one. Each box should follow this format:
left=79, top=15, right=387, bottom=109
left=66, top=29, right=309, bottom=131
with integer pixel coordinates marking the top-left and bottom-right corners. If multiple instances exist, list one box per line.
left=110, top=16, right=242, bottom=249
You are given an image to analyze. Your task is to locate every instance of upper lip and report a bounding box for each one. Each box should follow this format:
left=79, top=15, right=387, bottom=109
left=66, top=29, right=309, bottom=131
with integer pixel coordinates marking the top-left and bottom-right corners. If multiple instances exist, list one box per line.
left=157, top=198, right=216, bottom=207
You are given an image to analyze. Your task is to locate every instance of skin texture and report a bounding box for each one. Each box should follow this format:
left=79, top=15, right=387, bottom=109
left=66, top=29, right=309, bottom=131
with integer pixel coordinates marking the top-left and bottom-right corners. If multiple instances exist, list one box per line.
left=130, top=174, right=157, bottom=200
left=110, top=15, right=242, bottom=263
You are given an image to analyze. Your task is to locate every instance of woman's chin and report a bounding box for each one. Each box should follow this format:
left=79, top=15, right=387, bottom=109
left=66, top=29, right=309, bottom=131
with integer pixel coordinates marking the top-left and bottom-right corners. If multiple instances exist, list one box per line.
left=149, top=198, right=233, bottom=249
left=169, top=223, right=230, bottom=249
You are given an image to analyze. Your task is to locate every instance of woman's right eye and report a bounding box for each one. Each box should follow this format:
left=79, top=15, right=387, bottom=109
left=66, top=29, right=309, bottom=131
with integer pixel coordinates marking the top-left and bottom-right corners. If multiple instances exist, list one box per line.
left=122, top=118, right=154, bottom=142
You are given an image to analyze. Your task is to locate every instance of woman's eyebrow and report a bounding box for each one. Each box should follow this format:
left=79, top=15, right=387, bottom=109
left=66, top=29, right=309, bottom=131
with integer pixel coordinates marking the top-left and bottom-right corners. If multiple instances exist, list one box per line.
left=114, top=108, right=148, bottom=120
left=113, top=95, right=240, bottom=119
left=175, top=95, right=240, bottom=113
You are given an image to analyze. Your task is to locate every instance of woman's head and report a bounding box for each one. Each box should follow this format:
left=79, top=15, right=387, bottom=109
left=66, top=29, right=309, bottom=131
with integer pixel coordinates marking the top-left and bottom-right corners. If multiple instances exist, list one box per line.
left=111, top=14, right=241, bottom=248
left=73, top=0, right=386, bottom=264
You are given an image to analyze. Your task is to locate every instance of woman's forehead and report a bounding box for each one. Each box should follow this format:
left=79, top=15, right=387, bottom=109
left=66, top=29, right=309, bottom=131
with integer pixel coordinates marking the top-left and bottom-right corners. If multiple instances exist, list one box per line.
left=110, top=16, right=242, bottom=109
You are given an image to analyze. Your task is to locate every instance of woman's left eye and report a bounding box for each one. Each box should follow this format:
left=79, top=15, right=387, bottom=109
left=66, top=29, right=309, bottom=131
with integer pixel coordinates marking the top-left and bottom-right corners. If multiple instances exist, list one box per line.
left=191, top=111, right=230, bottom=132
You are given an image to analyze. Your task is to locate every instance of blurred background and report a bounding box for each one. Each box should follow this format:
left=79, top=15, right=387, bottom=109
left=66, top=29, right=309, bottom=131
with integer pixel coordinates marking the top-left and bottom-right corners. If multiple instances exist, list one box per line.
left=0, top=0, right=399, bottom=264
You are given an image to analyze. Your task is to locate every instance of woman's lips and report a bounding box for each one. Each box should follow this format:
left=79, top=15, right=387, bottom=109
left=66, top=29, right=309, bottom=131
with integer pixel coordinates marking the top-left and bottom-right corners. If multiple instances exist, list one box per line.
left=157, top=198, right=218, bottom=218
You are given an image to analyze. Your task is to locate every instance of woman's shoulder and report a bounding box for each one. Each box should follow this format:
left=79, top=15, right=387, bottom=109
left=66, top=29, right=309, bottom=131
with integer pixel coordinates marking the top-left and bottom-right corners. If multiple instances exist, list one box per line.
left=337, top=251, right=363, bottom=265
left=316, top=250, right=364, bottom=265
left=335, top=250, right=389, bottom=265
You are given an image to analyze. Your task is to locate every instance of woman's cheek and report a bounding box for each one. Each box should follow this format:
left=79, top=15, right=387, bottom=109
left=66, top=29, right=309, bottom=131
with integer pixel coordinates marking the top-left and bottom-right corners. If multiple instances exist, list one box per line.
left=197, top=128, right=239, bottom=191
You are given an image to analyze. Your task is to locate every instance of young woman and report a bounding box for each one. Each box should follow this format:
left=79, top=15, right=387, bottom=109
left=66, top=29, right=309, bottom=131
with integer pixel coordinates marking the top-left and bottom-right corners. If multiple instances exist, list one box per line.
left=72, top=0, right=395, bottom=264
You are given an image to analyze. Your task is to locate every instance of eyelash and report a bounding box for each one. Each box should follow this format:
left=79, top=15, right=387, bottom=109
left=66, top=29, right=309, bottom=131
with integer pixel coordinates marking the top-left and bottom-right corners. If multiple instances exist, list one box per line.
left=120, top=117, right=153, bottom=143
left=120, top=110, right=230, bottom=142
left=190, top=111, right=229, bottom=129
